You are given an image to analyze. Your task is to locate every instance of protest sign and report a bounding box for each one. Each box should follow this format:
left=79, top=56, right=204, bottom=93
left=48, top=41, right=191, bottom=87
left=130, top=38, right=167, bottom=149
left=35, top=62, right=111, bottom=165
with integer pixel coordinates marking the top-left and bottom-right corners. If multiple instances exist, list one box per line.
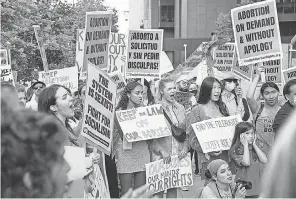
left=126, top=29, right=163, bottom=78
left=233, top=57, right=252, bottom=81
left=0, top=49, right=8, bottom=66
left=76, top=29, right=85, bottom=72
left=81, top=63, right=116, bottom=155
left=82, top=11, right=112, bottom=72
left=252, top=59, right=282, bottom=84
left=191, top=115, right=242, bottom=153
left=175, top=91, right=194, bottom=107
left=160, top=51, right=174, bottom=75
left=283, top=66, right=296, bottom=83
left=108, top=33, right=127, bottom=74
left=1, top=65, right=15, bottom=85
left=39, top=67, right=78, bottom=91
left=213, top=43, right=235, bottom=72
left=146, top=155, right=193, bottom=193
left=115, top=104, right=171, bottom=142
left=231, top=0, right=282, bottom=66
left=109, top=71, right=126, bottom=104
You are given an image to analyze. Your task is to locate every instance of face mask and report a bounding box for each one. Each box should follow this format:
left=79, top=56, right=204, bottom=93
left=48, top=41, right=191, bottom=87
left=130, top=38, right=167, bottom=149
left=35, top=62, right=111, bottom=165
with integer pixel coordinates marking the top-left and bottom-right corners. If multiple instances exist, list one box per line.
left=224, top=82, right=236, bottom=92
left=190, top=90, right=198, bottom=95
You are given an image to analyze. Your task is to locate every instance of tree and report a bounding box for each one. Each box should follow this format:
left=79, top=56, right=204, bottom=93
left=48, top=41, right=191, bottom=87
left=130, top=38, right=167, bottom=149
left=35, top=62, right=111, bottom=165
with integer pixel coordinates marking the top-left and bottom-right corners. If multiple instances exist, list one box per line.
left=214, top=0, right=254, bottom=40
left=1, top=0, right=118, bottom=81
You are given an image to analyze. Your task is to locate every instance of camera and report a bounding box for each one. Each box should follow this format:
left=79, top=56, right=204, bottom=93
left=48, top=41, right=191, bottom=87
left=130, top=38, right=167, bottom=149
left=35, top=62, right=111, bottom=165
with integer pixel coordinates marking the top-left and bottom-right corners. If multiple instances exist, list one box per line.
left=235, top=180, right=252, bottom=190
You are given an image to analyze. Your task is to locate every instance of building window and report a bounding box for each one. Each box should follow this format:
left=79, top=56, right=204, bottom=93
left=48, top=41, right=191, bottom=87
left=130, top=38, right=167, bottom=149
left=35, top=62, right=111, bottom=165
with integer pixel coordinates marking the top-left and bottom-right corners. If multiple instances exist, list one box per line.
left=160, top=6, right=174, bottom=23
left=276, top=0, right=296, bottom=13
left=279, top=21, right=296, bottom=36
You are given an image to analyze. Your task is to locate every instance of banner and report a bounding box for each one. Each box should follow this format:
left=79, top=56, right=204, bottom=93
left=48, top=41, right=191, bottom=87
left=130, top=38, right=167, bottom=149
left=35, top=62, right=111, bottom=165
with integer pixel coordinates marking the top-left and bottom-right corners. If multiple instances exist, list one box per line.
left=0, top=49, right=8, bottom=66
left=283, top=66, right=296, bottom=83
left=115, top=104, right=171, bottom=142
left=175, top=91, right=194, bottom=107
left=252, top=59, right=282, bottom=84
left=39, top=67, right=78, bottom=91
left=109, top=71, right=126, bottom=104
left=233, top=58, right=252, bottom=81
left=213, top=43, right=235, bottom=72
left=145, top=155, right=193, bottom=193
left=126, top=29, right=163, bottom=78
left=191, top=115, right=242, bottom=153
left=76, top=29, right=85, bottom=73
left=107, top=33, right=127, bottom=74
left=81, top=62, right=117, bottom=155
left=82, top=11, right=112, bottom=72
left=0, top=65, right=14, bottom=85
left=231, top=0, right=282, bottom=66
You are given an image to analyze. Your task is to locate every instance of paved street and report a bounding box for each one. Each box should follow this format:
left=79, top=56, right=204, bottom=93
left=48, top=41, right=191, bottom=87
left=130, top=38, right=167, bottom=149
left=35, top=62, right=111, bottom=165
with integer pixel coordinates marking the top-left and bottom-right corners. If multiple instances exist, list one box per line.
left=177, top=174, right=205, bottom=198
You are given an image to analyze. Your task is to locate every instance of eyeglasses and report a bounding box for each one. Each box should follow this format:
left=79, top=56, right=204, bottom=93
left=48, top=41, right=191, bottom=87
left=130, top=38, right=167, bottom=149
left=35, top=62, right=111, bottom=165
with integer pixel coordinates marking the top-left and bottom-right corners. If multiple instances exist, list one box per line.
left=33, top=86, right=44, bottom=90
left=224, top=79, right=238, bottom=83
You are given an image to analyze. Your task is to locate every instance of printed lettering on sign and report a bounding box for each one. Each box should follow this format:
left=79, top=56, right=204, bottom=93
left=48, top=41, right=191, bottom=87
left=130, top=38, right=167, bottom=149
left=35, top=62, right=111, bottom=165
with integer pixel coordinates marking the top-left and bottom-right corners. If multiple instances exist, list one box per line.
left=191, top=115, right=242, bottom=153
left=116, top=104, right=171, bottom=142
left=0, top=65, right=15, bottom=85
left=145, top=155, right=193, bottom=193
left=283, top=66, right=296, bottom=83
left=213, top=43, right=236, bottom=72
left=231, top=0, right=283, bottom=66
left=76, top=29, right=85, bottom=73
left=233, top=55, right=252, bottom=81
left=251, top=59, right=282, bottom=84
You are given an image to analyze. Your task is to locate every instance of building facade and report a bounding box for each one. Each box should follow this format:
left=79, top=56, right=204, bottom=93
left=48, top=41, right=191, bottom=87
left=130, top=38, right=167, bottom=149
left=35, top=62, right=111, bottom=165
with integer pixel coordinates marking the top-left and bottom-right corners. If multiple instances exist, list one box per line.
left=149, top=0, right=296, bottom=67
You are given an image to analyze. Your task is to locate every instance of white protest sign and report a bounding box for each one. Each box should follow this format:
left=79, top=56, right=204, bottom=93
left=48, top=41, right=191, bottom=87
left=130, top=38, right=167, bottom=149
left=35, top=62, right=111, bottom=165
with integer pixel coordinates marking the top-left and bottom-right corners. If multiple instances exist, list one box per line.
left=231, top=0, right=282, bottom=66
left=81, top=62, right=117, bottom=155
left=115, top=104, right=171, bottom=142
left=252, top=59, right=282, bottom=84
left=0, top=49, right=9, bottom=66
left=191, top=115, right=242, bottom=153
left=160, top=51, right=174, bottom=75
left=1, top=65, right=15, bottom=85
left=126, top=29, right=163, bottom=78
left=108, top=33, right=127, bottom=74
left=233, top=57, right=252, bottom=81
left=283, top=66, right=296, bottom=83
left=146, top=155, right=193, bottom=193
left=39, top=67, right=78, bottom=91
left=213, top=43, right=235, bottom=72
left=76, top=29, right=85, bottom=72
left=109, top=71, right=126, bottom=104
left=81, top=11, right=112, bottom=72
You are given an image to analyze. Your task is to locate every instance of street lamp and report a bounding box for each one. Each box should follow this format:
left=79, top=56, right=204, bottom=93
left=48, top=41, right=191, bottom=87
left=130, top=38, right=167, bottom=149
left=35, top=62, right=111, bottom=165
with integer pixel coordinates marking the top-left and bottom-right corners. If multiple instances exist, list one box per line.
left=184, top=44, right=187, bottom=62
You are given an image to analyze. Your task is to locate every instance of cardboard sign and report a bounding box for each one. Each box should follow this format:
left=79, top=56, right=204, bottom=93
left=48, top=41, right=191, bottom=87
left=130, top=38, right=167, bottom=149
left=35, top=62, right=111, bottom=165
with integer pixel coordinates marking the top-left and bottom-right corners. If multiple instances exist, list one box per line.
left=126, top=29, right=163, bottom=78
left=1, top=65, right=15, bottom=85
left=39, top=67, right=78, bottom=91
left=231, top=0, right=282, bottom=66
left=145, top=155, right=193, bottom=193
left=175, top=91, right=194, bottom=107
left=252, top=59, right=282, bottom=83
left=81, top=62, right=117, bottom=155
left=0, top=49, right=8, bottom=66
left=233, top=57, right=252, bottom=81
left=213, top=43, right=236, bottom=72
left=191, top=115, right=242, bottom=153
left=76, top=29, right=85, bottom=73
left=283, top=66, right=296, bottom=83
left=82, top=11, right=112, bottom=72
left=115, top=104, right=171, bottom=142
left=109, top=71, right=126, bottom=104
left=107, top=33, right=127, bottom=74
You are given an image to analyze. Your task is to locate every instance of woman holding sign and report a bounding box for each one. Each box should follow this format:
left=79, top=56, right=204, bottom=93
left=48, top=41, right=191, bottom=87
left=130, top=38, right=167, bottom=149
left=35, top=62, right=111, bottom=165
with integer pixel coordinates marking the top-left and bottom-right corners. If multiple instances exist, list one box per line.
left=187, top=77, right=230, bottom=181
left=246, top=66, right=280, bottom=158
left=113, top=81, right=150, bottom=195
left=150, top=77, right=189, bottom=197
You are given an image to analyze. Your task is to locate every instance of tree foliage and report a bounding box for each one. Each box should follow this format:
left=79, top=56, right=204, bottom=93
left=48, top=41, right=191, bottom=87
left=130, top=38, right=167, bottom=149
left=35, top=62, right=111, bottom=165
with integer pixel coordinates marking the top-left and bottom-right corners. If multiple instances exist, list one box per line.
left=1, top=0, right=118, bottom=81
left=214, top=0, right=254, bottom=40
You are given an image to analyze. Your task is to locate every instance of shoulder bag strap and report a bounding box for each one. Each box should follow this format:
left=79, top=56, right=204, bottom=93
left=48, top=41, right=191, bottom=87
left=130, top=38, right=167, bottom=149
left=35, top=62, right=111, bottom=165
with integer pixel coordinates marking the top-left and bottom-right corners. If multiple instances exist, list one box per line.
left=254, top=102, right=264, bottom=127
left=162, top=109, right=173, bottom=126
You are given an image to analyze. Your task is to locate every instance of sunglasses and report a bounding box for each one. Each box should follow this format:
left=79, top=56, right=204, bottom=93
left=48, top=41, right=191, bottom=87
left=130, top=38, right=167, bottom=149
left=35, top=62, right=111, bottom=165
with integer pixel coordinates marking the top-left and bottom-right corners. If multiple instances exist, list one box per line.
left=224, top=79, right=238, bottom=83
left=33, top=86, right=44, bottom=90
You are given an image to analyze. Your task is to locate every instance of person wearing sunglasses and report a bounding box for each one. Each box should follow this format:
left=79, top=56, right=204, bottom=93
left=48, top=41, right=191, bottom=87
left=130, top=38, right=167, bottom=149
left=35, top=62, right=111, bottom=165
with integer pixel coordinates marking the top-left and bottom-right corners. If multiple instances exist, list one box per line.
left=221, top=74, right=250, bottom=122
left=25, top=81, right=46, bottom=111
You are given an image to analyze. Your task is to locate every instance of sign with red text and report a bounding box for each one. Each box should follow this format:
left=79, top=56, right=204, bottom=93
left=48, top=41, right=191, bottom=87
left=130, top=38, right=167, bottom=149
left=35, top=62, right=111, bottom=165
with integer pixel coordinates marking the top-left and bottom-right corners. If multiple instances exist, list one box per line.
left=231, top=0, right=282, bottom=66
left=126, top=29, right=163, bottom=78
left=283, top=66, right=296, bottom=83
left=191, top=115, right=242, bottom=153
left=213, top=43, right=235, bottom=72
left=107, top=33, right=127, bottom=74
left=252, top=59, right=282, bottom=84
left=145, top=155, right=193, bottom=193
left=82, top=11, right=112, bottom=72
left=39, top=67, right=78, bottom=91
left=81, top=62, right=117, bottom=155
left=115, top=104, right=171, bottom=142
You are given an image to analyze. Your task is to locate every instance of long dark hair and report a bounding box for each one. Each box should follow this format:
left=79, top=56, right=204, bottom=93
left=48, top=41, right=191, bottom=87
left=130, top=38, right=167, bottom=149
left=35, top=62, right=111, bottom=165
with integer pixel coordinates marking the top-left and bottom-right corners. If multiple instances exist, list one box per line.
left=198, top=77, right=229, bottom=116
left=116, top=81, right=142, bottom=110
left=144, top=79, right=155, bottom=105
left=221, top=79, right=239, bottom=106
left=260, top=82, right=279, bottom=96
